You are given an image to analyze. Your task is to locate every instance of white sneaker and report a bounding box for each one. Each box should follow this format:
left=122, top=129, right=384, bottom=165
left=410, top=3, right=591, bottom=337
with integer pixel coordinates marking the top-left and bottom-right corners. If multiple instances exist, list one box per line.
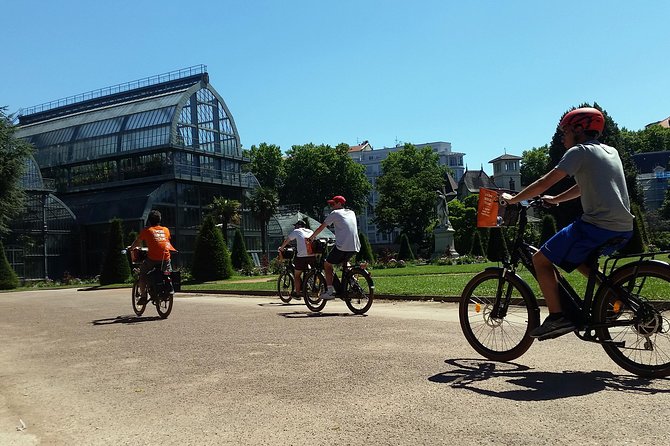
left=319, top=289, right=336, bottom=300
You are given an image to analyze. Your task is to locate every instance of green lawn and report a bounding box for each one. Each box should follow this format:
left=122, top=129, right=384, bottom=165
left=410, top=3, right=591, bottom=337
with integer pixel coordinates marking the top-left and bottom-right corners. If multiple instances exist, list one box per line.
left=180, top=262, right=593, bottom=298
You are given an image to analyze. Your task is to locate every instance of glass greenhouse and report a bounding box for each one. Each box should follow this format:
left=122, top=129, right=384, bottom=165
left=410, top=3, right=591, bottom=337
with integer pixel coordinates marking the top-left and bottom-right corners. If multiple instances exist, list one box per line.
left=13, top=65, right=262, bottom=277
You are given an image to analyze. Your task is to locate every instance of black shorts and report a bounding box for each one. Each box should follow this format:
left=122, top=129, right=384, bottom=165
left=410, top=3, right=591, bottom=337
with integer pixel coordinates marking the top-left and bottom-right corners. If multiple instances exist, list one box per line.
left=326, top=247, right=356, bottom=266
left=294, top=256, right=316, bottom=271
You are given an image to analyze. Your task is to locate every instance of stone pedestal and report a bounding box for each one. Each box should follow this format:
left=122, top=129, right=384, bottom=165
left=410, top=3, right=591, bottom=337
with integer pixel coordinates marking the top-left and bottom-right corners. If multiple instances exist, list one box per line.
left=433, top=226, right=459, bottom=258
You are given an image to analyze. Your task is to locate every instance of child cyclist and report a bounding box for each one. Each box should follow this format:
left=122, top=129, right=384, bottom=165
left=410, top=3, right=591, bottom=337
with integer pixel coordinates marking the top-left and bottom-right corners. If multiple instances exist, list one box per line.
left=278, top=220, right=316, bottom=298
left=502, top=107, right=633, bottom=339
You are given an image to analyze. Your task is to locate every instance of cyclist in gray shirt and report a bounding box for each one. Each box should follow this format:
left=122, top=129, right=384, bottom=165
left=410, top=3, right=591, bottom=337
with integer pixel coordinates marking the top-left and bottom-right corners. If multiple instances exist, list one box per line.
left=502, top=107, right=633, bottom=339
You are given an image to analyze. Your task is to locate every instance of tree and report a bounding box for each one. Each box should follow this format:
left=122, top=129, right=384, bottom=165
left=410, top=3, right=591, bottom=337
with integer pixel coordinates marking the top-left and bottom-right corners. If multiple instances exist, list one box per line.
left=539, top=214, right=558, bottom=246
left=282, top=143, right=371, bottom=220
left=230, top=228, right=254, bottom=270
left=486, top=228, right=508, bottom=262
left=619, top=215, right=646, bottom=255
left=208, top=197, right=241, bottom=243
left=374, top=144, right=447, bottom=243
left=192, top=215, right=233, bottom=282
left=0, top=239, right=19, bottom=290
left=470, top=230, right=485, bottom=257
left=99, top=219, right=131, bottom=285
left=397, top=233, right=415, bottom=261
left=248, top=186, right=279, bottom=259
left=243, top=143, right=285, bottom=189
left=0, top=108, right=33, bottom=235
left=520, top=145, right=549, bottom=187
left=448, top=198, right=478, bottom=255
left=356, top=232, right=375, bottom=263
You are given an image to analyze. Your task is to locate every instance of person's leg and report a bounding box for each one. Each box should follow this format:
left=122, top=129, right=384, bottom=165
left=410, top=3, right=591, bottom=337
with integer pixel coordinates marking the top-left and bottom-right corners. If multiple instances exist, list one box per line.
left=532, top=251, right=561, bottom=313
left=294, top=269, right=303, bottom=292
left=324, top=261, right=334, bottom=286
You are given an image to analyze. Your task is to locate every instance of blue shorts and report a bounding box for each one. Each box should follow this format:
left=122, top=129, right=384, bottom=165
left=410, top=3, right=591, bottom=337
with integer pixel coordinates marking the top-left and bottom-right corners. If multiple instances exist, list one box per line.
left=541, top=219, right=632, bottom=272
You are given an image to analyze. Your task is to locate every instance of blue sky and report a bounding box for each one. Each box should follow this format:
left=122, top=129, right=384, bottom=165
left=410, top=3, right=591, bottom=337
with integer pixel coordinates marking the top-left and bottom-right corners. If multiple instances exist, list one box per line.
left=3, top=0, right=668, bottom=172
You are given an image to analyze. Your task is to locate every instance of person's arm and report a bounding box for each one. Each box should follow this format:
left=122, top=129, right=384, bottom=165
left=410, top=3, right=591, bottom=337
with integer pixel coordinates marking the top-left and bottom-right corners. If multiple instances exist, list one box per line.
left=308, top=222, right=328, bottom=242
left=544, top=184, right=581, bottom=205
left=278, top=238, right=290, bottom=251
left=129, top=232, right=144, bottom=250
left=502, top=168, right=568, bottom=204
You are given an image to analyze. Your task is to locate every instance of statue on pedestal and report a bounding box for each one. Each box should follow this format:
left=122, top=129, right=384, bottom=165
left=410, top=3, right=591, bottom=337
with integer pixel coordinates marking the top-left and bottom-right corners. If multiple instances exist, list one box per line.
left=435, top=186, right=454, bottom=229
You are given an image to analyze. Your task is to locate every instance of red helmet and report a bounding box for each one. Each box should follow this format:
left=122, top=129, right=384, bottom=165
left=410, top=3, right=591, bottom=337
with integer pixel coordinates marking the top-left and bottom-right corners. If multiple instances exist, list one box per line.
left=559, top=107, right=605, bottom=134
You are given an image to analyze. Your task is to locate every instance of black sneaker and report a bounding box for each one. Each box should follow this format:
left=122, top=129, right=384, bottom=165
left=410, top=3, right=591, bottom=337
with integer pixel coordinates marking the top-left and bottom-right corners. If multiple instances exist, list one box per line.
left=290, top=291, right=301, bottom=300
left=136, top=293, right=148, bottom=306
left=530, top=315, right=576, bottom=339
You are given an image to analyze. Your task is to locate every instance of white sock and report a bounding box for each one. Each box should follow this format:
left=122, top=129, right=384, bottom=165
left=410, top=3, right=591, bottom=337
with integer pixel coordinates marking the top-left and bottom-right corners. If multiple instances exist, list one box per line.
left=328, top=286, right=335, bottom=292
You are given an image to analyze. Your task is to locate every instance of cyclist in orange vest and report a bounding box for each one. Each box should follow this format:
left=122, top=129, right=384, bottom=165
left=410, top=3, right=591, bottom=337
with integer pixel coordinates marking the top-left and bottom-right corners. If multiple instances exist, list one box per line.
left=130, top=210, right=176, bottom=304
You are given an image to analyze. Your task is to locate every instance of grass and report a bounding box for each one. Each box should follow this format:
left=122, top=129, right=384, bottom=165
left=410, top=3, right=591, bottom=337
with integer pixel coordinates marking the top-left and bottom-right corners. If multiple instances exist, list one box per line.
left=178, top=262, right=594, bottom=298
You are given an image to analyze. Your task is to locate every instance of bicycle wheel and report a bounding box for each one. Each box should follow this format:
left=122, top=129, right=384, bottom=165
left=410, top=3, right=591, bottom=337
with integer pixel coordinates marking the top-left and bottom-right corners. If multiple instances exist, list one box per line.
left=343, top=267, right=374, bottom=315
left=277, top=271, right=294, bottom=303
left=303, top=270, right=327, bottom=312
left=155, top=292, right=174, bottom=319
left=459, top=268, right=540, bottom=362
left=595, top=262, right=670, bottom=378
left=131, top=280, right=146, bottom=316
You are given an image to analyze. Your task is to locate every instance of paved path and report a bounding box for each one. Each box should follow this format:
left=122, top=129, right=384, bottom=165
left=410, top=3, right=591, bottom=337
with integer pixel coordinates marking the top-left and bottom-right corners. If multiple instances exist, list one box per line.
left=0, top=288, right=669, bottom=445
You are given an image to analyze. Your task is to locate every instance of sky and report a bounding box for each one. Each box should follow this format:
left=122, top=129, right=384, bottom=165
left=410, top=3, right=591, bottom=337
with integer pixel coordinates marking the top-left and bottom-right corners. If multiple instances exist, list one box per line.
left=3, top=0, right=669, bottom=173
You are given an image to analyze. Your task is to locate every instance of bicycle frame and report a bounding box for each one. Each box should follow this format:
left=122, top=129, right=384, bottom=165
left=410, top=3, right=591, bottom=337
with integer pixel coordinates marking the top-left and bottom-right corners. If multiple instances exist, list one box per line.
left=500, top=200, right=668, bottom=341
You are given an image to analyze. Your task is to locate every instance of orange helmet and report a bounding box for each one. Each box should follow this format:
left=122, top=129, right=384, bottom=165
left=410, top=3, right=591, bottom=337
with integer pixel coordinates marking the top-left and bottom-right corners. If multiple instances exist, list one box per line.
left=559, top=107, right=605, bottom=134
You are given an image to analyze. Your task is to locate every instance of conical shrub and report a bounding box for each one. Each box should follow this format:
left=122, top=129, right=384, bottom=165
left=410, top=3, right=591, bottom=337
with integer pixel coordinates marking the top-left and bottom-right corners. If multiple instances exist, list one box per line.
left=470, top=230, right=485, bottom=257
left=230, top=228, right=254, bottom=270
left=356, top=232, right=375, bottom=263
left=99, top=219, right=131, bottom=285
left=486, top=228, right=508, bottom=262
left=0, top=239, right=19, bottom=290
left=540, top=214, right=558, bottom=246
left=192, top=215, right=233, bottom=282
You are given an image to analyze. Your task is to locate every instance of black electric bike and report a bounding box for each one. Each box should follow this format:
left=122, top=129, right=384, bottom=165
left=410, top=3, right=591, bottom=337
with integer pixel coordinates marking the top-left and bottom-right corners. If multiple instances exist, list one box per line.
left=125, top=247, right=176, bottom=319
left=301, top=238, right=374, bottom=315
left=459, top=198, right=670, bottom=378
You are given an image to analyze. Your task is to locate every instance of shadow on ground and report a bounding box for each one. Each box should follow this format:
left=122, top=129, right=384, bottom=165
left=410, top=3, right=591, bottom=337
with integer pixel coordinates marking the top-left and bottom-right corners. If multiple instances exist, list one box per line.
left=91, top=315, right=164, bottom=325
left=429, top=358, right=670, bottom=401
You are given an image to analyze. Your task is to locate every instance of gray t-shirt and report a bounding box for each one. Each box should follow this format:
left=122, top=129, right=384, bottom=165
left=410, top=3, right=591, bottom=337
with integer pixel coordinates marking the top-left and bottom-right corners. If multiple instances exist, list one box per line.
left=556, top=141, right=634, bottom=232
left=323, top=208, right=361, bottom=252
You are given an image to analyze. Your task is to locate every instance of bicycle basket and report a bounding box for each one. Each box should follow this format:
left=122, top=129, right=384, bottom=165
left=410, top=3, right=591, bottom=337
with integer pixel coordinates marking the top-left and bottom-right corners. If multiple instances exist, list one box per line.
left=311, top=238, right=328, bottom=254
left=500, top=204, right=520, bottom=226
left=283, top=247, right=295, bottom=260
left=477, top=188, right=520, bottom=227
left=129, top=247, right=148, bottom=264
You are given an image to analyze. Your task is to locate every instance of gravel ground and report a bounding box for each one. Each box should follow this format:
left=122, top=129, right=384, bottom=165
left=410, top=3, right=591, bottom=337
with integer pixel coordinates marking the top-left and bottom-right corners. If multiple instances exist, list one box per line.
left=0, top=288, right=669, bottom=445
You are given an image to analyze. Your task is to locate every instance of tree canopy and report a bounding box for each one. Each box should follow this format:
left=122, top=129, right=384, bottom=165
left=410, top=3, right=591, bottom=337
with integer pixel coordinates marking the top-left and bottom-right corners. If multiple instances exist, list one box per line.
left=282, top=143, right=371, bottom=220
left=0, top=108, right=33, bottom=235
left=243, top=142, right=285, bottom=190
left=373, top=144, right=448, bottom=243
left=520, top=145, right=549, bottom=187
left=248, top=186, right=279, bottom=257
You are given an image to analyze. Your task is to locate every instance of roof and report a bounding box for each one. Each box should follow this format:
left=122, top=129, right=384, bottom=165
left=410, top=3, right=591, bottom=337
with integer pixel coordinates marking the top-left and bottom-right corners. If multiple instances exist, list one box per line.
left=458, top=169, right=498, bottom=193
left=16, top=91, right=185, bottom=137
left=18, top=65, right=207, bottom=125
left=58, top=184, right=160, bottom=225
left=489, top=153, right=522, bottom=163
left=348, top=141, right=372, bottom=152
left=632, top=151, right=670, bottom=173
left=269, top=211, right=334, bottom=239
left=646, top=117, right=670, bottom=129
